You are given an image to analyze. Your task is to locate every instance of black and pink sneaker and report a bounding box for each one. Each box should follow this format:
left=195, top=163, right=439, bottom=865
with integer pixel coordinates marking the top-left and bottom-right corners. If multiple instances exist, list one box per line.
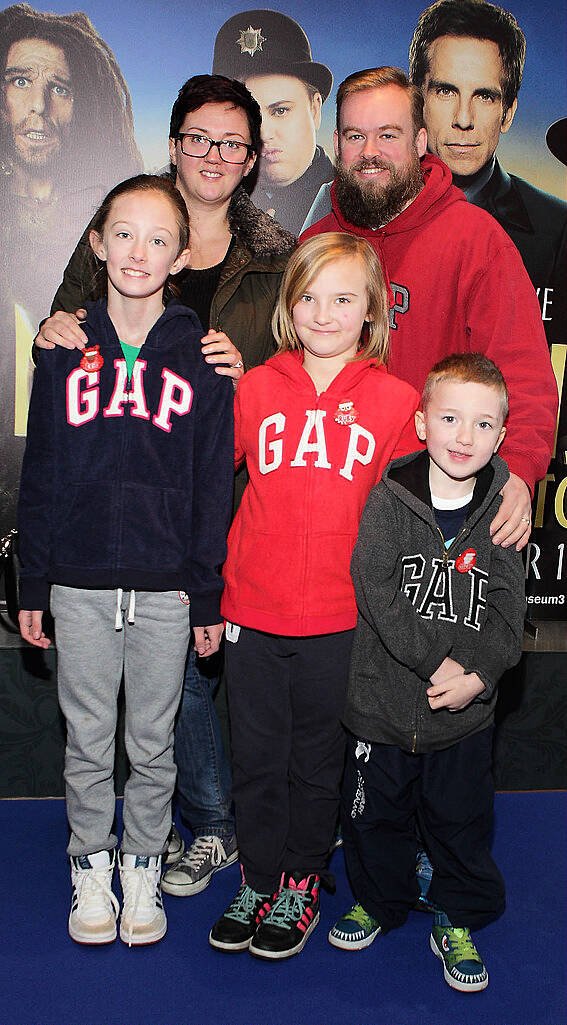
left=209, top=866, right=275, bottom=952
left=249, top=872, right=320, bottom=960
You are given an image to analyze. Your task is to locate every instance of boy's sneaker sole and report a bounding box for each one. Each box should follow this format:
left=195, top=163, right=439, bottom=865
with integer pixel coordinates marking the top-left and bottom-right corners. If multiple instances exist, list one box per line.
left=430, top=931, right=489, bottom=992
left=249, top=910, right=320, bottom=960
left=328, top=921, right=380, bottom=950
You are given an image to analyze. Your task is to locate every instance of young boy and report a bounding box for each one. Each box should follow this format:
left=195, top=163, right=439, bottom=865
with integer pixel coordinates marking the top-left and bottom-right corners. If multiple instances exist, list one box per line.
left=329, top=353, right=525, bottom=992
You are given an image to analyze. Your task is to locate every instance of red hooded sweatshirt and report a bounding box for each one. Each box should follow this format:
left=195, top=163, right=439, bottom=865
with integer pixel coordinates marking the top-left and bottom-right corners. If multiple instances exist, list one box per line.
left=301, top=155, right=557, bottom=493
left=222, top=351, right=419, bottom=636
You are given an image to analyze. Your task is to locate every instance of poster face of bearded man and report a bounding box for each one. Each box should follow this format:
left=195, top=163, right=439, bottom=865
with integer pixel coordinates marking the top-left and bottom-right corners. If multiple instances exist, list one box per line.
left=3, top=37, right=74, bottom=186
left=333, top=83, right=427, bottom=227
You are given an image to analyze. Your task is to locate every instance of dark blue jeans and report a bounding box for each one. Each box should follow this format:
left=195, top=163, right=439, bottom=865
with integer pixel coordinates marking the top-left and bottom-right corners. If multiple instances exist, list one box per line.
left=174, top=643, right=234, bottom=840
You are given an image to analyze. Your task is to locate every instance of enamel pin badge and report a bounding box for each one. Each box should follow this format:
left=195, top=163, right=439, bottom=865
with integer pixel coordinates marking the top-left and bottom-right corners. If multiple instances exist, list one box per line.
left=455, top=549, right=477, bottom=573
left=79, top=345, right=104, bottom=372
left=334, top=400, right=358, bottom=426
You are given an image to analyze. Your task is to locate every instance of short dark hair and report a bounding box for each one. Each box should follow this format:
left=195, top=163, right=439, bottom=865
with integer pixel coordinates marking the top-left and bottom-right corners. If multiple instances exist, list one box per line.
left=336, top=67, right=425, bottom=137
left=89, top=175, right=189, bottom=302
left=422, top=352, right=509, bottom=420
left=409, top=0, right=526, bottom=112
left=0, top=3, right=142, bottom=185
left=169, top=74, right=262, bottom=156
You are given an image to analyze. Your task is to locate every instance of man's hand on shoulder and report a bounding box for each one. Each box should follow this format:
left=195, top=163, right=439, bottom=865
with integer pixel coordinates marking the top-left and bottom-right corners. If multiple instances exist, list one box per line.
left=490, top=472, right=532, bottom=551
left=35, top=309, right=88, bottom=350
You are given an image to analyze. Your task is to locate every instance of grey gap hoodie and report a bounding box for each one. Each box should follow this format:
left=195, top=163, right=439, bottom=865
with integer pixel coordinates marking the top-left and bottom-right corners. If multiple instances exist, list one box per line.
left=343, top=450, right=525, bottom=754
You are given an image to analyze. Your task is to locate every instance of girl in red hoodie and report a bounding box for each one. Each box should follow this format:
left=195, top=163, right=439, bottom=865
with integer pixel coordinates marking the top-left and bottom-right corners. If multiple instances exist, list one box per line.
left=209, top=233, right=420, bottom=960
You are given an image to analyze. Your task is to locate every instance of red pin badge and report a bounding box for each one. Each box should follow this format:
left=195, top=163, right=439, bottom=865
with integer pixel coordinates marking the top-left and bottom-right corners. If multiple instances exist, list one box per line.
left=455, top=548, right=477, bottom=573
left=334, top=400, right=358, bottom=425
left=80, top=344, right=104, bottom=372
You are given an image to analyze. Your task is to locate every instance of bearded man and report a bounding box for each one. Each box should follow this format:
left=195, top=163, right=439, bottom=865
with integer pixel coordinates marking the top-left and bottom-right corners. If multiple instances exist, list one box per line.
left=301, top=66, right=557, bottom=551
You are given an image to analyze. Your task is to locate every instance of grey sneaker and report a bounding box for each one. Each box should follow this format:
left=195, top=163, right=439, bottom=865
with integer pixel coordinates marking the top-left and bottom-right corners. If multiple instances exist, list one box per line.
left=119, top=853, right=167, bottom=946
left=165, top=824, right=185, bottom=865
left=68, top=849, right=119, bottom=945
left=161, top=834, right=238, bottom=896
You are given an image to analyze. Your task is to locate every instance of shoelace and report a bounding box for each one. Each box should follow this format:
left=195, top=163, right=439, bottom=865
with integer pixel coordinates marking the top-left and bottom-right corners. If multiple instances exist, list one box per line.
left=225, top=883, right=265, bottom=923
left=75, top=867, right=120, bottom=919
left=264, top=885, right=313, bottom=927
left=182, top=835, right=226, bottom=870
left=121, top=864, right=159, bottom=947
left=442, top=927, right=482, bottom=965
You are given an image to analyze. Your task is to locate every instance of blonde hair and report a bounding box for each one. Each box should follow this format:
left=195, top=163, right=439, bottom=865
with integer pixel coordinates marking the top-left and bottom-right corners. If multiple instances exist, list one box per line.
left=272, top=233, right=390, bottom=363
left=422, top=353, right=509, bottom=420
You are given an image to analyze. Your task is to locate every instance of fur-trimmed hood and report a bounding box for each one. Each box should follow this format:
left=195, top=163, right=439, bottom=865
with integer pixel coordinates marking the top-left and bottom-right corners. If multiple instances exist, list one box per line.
left=227, top=186, right=296, bottom=258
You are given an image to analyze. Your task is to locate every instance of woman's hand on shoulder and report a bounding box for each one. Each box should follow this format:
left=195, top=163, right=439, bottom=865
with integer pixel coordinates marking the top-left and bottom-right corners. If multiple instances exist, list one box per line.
left=201, top=328, right=244, bottom=383
left=35, top=309, right=88, bottom=350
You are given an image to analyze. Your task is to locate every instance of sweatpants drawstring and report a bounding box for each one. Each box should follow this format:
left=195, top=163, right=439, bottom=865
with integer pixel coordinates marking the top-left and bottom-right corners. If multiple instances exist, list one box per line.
left=114, top=589, right=136, bottom=629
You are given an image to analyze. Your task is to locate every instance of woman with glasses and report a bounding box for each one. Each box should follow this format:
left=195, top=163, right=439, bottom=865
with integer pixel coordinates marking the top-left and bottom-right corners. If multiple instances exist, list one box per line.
left=34, top=74, right=296, bottom=904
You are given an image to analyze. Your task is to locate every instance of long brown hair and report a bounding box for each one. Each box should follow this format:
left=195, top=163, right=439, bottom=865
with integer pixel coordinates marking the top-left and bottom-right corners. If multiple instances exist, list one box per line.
left=88, top=175, right=189, bottom=303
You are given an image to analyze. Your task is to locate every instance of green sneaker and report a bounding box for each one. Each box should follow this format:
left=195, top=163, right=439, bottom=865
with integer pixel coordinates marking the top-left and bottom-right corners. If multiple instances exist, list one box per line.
left=430, top=924, right=488, bottom=992
left=328, top=903, right=381, bottom=950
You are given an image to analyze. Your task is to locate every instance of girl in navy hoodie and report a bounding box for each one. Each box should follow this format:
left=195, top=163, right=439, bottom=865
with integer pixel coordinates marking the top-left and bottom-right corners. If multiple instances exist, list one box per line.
left=18, top=175, right=233, bottom=947
left=209, top=232, right=420, bottom=960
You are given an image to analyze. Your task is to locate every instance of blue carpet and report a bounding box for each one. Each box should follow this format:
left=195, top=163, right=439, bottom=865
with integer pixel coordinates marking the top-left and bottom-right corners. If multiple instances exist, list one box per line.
left=1, top=792, right=565, bottom=1025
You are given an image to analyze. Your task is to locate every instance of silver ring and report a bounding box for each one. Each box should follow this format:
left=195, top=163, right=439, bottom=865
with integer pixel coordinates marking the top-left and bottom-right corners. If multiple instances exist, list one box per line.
left=521, top=516, right=531, bottom=523
left=233, top=360, right=244, bottom=369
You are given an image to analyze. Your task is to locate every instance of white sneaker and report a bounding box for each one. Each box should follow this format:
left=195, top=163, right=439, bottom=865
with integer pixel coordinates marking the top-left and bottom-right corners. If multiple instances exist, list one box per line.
left=68, top=850, right=119, bottom=944
left=119, top=853, right=167, bottom=946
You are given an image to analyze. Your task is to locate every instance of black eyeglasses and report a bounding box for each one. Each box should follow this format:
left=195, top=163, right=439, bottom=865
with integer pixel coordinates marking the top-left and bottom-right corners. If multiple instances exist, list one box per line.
left=176, top=133, right=253, bottom=164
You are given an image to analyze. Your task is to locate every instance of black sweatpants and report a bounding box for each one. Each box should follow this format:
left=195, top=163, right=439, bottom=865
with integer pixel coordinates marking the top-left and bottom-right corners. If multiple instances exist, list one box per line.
left=225, top=624, right=353, bottom=894
left=341, top=726, right=505, bottom=932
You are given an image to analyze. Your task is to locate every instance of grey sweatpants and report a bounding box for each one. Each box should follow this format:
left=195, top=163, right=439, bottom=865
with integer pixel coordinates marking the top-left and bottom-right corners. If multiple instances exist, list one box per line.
left=51, top=585, right=191, bottom=857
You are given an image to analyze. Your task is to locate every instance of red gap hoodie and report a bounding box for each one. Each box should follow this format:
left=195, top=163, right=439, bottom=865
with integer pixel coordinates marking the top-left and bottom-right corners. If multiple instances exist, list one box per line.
left=222, top=350, right=420, bottom=636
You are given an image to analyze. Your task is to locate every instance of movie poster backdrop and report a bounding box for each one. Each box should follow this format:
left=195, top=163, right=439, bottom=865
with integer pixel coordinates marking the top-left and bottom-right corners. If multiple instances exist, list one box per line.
left=1, top=0, right=565, bottom=619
